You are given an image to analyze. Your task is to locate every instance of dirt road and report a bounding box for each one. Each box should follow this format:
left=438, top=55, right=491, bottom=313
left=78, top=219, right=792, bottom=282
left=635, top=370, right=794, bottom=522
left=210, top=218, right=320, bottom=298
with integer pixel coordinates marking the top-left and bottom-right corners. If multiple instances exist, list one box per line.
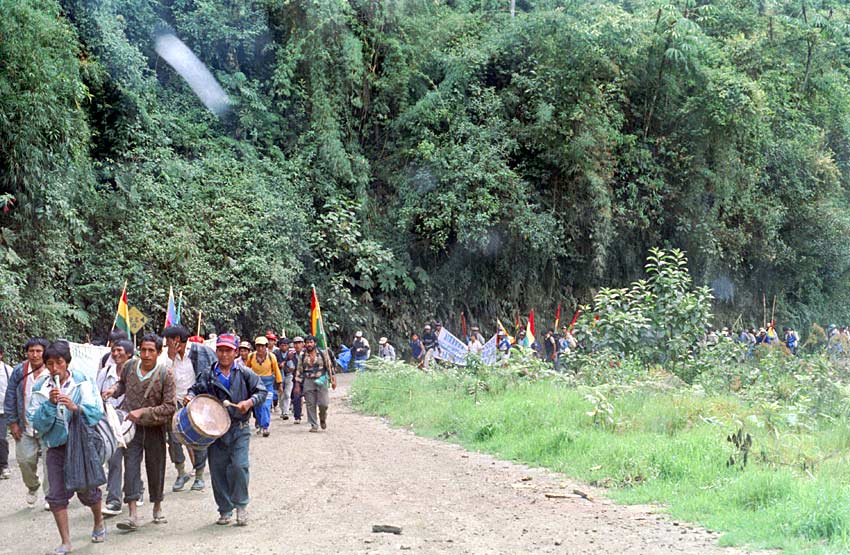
left=0, top=374, right=753, bottom=554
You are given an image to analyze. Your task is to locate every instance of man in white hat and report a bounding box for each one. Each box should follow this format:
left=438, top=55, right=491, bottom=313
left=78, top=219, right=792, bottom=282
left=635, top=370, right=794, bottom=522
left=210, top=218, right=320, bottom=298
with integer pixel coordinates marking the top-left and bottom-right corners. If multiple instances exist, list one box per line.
left=378, top=338, right=396, bottom=361
left=243, top=336, right=282, bottom=437
left=351, top=331, right=370, bottom=372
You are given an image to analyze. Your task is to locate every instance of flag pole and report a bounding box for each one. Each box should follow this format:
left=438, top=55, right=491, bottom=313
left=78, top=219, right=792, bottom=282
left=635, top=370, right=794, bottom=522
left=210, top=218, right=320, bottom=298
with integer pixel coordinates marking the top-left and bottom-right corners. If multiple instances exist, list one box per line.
left=771, top=295, right=776, bottom=327
left=176, top=291, right=183, bottom=324
left=196, top=310, right=202, bottom=337
left=762, top=293, right=767, bottom=329
left=111, top=279, right=128, bottom=332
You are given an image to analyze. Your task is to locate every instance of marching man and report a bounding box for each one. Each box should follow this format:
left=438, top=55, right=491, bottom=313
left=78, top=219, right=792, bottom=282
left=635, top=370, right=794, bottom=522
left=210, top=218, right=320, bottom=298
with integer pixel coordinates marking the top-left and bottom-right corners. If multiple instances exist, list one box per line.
left=184, top=334, right=266, bottom=526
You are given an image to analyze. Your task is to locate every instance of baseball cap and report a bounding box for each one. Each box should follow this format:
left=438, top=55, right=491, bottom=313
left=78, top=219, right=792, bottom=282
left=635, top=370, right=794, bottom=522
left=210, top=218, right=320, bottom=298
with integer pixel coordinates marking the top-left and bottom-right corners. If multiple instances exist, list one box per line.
left=188, top=335, right=204, bottom=344
left=254, top=336, right=269, bottom=346
left=292, top=336, right=304, bottom=343
left=216, top=334, right=239, bottom=350
left=239, top=341, right=252, bottom=350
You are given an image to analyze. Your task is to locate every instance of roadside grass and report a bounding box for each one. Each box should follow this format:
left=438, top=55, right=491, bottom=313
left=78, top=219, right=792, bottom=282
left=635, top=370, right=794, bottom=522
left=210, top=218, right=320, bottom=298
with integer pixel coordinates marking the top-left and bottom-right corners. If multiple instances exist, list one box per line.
left=351, top=367, right=850, bottom=554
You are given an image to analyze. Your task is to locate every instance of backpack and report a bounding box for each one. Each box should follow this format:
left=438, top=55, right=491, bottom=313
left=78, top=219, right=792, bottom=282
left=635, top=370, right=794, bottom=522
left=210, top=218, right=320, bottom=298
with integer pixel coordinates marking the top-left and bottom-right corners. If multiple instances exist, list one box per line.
left=94, top=406, right=118, bottom=463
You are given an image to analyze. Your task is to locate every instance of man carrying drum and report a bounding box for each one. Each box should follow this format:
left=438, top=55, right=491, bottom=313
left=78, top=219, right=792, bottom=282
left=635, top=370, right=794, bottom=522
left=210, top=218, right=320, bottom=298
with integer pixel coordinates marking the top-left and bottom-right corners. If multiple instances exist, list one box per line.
left=103, top=333, right=176, bottom=531
left=184, top=333, right=266, bottom=526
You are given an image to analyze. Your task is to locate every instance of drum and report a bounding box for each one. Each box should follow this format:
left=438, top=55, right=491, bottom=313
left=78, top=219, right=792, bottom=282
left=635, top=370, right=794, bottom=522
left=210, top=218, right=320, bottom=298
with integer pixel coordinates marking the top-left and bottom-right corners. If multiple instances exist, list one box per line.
left=171, top=394, right=231, bottom=449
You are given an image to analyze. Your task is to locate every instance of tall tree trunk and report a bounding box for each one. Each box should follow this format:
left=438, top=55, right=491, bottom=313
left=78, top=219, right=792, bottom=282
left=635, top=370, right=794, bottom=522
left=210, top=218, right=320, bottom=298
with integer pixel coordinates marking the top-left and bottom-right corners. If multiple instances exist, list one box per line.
left=800, top=39, right=814, bottom=95
left=644, top=37, right=671, bottom=140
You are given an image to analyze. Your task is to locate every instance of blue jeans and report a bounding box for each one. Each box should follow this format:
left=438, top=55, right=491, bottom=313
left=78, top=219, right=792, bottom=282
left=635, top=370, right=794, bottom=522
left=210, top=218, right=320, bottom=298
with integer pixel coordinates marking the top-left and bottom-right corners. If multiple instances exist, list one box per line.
left=208, top=422, right=251, bottom=515
left=354, top=355, right=368, bottom=372
left=291, top=383, right=303, bottom=421
left=252, top=376, right=274, bottom=429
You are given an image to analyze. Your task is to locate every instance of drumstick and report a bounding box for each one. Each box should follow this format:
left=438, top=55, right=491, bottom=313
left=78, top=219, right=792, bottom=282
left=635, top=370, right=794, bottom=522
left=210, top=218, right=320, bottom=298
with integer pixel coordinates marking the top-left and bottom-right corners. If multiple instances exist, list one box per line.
left=222, top=400, right=234, bottom=408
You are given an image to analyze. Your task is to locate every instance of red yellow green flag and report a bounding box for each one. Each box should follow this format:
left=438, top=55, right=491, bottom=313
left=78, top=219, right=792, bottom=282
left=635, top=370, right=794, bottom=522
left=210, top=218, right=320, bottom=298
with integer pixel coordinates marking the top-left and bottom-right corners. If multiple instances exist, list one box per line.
left=115, top=282, right=131, bottom=335
left=310, top=286, right=327, bottom=350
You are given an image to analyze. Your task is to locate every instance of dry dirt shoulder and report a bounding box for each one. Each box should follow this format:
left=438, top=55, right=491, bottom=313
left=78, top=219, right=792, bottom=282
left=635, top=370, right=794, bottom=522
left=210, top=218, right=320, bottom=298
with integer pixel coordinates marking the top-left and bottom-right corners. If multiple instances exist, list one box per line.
left=0, top=374, right=757, bottom=554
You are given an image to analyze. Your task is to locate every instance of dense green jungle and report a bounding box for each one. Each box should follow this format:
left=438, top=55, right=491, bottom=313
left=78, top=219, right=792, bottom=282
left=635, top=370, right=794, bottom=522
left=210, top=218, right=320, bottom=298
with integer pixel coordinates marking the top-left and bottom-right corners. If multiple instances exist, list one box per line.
left=2, top=0, right=850, bottom=350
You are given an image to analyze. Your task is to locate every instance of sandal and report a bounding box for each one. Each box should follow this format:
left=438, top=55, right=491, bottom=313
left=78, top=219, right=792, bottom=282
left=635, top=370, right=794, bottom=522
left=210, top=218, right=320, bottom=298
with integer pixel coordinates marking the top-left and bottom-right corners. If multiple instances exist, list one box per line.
left=153, top=512, right=167, bottom=524
left=116, top=518, right=139, bottom=531
left=45, top=545, right=72, bottom=555
left=216, top=513, right=232, bottom=525
left=91, top=526, right=107, bottom=543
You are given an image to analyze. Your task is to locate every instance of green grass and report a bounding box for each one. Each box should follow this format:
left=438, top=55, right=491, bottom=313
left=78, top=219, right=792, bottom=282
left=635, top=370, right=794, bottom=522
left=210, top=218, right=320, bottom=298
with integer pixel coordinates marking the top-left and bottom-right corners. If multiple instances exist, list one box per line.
left=351, top=368, right=850, bottom=554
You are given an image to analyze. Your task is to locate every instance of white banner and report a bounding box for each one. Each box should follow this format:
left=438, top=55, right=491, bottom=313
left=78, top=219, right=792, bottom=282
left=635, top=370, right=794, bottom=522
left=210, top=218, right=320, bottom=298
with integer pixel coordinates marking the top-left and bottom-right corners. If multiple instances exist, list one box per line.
left=68, top=342, right=111, bottom=380
left=480, top=334, right=499, bottom=365
left=435, top=328, right=468, bottom=366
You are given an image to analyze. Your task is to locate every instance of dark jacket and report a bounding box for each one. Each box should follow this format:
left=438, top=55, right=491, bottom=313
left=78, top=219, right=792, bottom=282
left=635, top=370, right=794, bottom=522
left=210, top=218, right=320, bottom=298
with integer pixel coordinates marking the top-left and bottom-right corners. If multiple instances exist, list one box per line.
left=4, top=362, right=44, bottom=427
left=187, top=343, right=217, bottom=376
left=188, top=362, right=267, bottom=424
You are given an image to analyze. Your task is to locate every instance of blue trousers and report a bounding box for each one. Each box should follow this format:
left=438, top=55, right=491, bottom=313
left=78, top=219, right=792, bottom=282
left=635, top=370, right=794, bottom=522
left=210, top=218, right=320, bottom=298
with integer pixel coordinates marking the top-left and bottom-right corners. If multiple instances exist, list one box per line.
left=354, top=355, right=368, bottom=372
left=291, top=383, right=303, bottom=421
left=252, top=375, right=275, bottom=429
left=208, top=423, right=251, bottom=516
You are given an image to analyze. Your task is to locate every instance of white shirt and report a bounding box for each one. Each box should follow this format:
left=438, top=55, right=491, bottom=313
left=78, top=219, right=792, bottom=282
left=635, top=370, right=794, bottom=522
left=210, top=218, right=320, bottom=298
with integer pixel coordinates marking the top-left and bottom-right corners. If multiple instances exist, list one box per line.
left=24, top=365, right=48, bottom=436
left=0, top=361, right=12, bottom=410
left=96, top=361, right=124, bottom=408
left=161, top=350, right=195, bottom=400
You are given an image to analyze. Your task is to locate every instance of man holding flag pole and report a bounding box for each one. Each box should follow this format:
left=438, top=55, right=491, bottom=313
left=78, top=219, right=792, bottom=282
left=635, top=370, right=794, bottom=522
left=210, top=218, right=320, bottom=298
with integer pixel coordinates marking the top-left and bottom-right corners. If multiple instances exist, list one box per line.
left=294, top=287, right=336, bottom=433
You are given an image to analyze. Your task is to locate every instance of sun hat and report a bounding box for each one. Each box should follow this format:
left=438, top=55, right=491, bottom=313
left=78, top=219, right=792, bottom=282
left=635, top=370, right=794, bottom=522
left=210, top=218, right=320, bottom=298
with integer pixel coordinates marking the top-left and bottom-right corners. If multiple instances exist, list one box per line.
left=379, top=337, right=388, bottom=345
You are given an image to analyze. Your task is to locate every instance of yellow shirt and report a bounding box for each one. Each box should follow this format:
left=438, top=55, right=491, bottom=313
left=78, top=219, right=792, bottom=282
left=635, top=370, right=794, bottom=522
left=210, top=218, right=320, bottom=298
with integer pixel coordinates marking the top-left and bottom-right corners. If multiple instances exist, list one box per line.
left=246, top=352, right=282, bottom=383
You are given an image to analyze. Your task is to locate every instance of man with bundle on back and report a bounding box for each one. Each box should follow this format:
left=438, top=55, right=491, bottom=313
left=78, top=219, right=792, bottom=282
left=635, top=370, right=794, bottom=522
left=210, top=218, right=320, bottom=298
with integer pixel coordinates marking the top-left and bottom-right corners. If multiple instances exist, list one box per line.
left=98, top=339, right=135, bottom=517
left=294, top=335, right=335, bottom=433
left=243, top=336, right=282, bottom=437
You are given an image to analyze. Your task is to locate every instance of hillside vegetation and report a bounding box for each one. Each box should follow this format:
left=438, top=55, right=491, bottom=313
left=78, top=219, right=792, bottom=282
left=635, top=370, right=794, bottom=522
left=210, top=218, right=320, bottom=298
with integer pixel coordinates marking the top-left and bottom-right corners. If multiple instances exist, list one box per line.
left=3, top=0, right=850, bottom=346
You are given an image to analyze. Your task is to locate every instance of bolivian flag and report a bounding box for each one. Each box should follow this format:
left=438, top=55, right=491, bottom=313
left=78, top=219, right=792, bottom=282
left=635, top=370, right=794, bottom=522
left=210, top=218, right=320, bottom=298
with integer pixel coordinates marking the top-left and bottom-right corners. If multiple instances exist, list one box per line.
left=310, top=286, right=327, bottom=350
left=115, top=283, right=131, bottom=335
